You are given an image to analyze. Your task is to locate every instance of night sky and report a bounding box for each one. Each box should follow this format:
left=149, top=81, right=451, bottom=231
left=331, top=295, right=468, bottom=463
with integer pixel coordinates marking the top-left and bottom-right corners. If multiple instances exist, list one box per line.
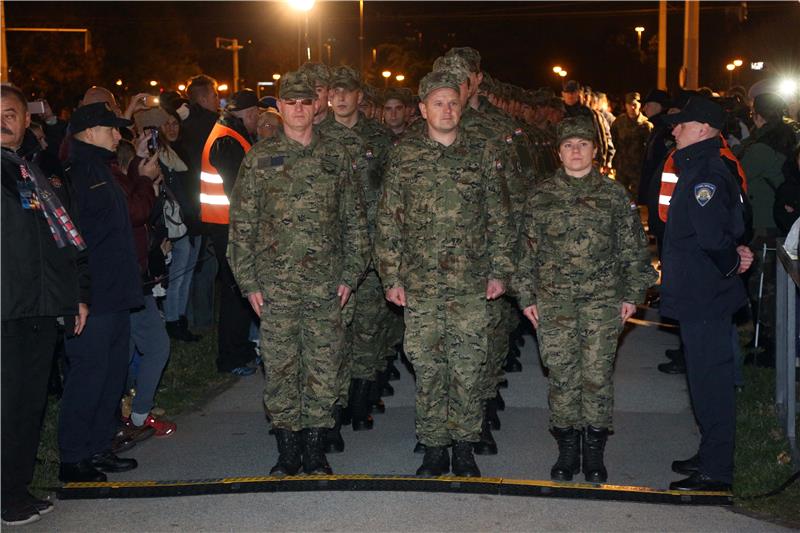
left=5, top=1, right=800, bottom=109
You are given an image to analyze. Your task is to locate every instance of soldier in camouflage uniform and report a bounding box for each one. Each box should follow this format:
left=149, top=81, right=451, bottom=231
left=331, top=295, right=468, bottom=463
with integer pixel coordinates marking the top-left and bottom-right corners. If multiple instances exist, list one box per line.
left=383, top=87, right=411, bottom=140
left=375, top=71, right=515, bottom=478
left=317, top=66, right=396, bottom=443
left=515, top=116, right=656, bottom=484
left=610, top=92, right=653, bottom=198
left=297, top=62, right=332, bottom=125
left=228, top=71, right=370, bottom=476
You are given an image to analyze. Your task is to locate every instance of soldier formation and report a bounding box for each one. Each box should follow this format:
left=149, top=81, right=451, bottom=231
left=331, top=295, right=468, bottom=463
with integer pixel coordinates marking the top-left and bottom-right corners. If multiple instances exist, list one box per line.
left=227, top=46, right=656, bottom=481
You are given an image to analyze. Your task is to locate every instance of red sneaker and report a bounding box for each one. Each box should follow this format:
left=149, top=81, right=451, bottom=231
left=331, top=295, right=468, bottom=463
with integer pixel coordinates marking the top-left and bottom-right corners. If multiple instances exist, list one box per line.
left=143, top=414, right=176, bottom=437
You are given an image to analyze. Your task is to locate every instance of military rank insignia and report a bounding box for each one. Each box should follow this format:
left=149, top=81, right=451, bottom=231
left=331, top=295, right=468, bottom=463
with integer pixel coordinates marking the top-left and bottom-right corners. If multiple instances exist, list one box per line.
left=495, top=159, right=504, bottom=170
left=365, top=148, right=374, bottom=160
left=514, top=127, right=524, bottom=136
left=694, top=182, right=716, bottom=206
left=505, top=134, right=513, bottom=144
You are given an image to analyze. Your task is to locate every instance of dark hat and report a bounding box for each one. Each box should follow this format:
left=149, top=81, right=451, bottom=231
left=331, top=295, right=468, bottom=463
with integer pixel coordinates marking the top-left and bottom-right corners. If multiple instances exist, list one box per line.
left=624, top=91, right=641, bottom=104
left=227, top=89, right=268, bottom=111
left=160, top=90, right=189, bottom=112
left=259, top=96, right=278, bottom=110
left=562, top=79, right=581, bottom=93
left=70, top=102, right=131, bottom=133
left=556, top=116, right=596, bottom=145
left=330, top=66, right=361, bottom=91
left=279, top=71, right=317, bottom=100
left=663, top=96, right=726, bottom=129
left=418, top=71, right=460, bottom=101
left=642, top=89, right=671, bottom=107
left=670, top=90, right=697, bottom=111
left=752, top=92, right=786, bottom=119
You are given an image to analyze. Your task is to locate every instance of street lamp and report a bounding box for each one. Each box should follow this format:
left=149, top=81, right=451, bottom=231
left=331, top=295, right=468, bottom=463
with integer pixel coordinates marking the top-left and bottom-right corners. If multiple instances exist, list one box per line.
left=552, top=66, right=562, bottom=74
left=733, top=59, right=743, bottom=67
left=634, top=26, right=645, bottom=49
left=382, top=70, right=392, bottom=88
left=149, top=80, right=158, bottom=87
left=115, top=79, right=123, bottom=87
left=558, top=70, right=567, bottom=78
left=272, top=73, right=281, bottom=81
left=288, top=0, right=315, bottom=66
left=218, top=83, right=229, bottom=92
left=178, top=84, right=186, bottom=92
left=395, top=74, right=405, bottom=82
left=726, top=63, right=736, bottom=87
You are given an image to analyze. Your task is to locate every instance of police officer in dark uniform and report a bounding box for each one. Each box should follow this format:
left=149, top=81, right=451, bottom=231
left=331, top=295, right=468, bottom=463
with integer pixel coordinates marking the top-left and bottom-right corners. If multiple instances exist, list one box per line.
left=659, top=97, right=754, bottom=491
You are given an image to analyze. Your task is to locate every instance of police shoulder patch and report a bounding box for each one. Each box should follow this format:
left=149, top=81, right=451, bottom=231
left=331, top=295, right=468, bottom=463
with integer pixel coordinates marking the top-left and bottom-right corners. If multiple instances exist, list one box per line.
left=694, top=182, right=716, bottom=207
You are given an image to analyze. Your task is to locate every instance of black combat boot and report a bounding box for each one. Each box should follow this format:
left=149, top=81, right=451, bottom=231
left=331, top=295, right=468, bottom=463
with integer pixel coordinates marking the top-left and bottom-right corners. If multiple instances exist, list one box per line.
left=485, top=396, right=501, bottom=430
left=377, top=368, right=394, bottom=396
left=582, top=426, right=609, bottom=483
left=473, top=402, right=498, bottom=455
left=413, top=441, right=426, bottom=454
left=270, top=429, right=302, bottom=476
left=550, top=427, right=581, bottom=481
left=324, top=405, right=345, bottom=454
left=368, top=380, right=386, bottom=414
left=302, top=428, right=333, bottom=475
left=495, top=390, right=506, bottom=411
left=451, top=441, right=481, bottom=477
left=350, top=379, right=374, bottom=431
left=387, top=358, right=400, bottom=381
left=415, top=445, right=449, bottom=476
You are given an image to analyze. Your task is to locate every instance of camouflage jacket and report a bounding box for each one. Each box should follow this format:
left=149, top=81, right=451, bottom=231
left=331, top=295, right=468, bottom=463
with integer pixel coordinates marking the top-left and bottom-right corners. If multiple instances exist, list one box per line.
left=375, top=128, right=515, bottom=298
left=515, top=167, right=656, bottom=307
left=227, top=130, right=370, bottom=296
left=610, top=113, right=652, bottom=180
left=316, top=112, right=392, bottom=234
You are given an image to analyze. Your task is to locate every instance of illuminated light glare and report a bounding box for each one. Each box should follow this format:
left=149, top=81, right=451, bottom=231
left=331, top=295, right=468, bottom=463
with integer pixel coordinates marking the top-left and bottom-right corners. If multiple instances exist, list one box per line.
left=558, top=71, right=568, bottom=77
left=149, top=80, right=158, bottom=87
left=778, top=79, right=798, bottom=98
left=382, top=70, right=392, bottom=78
left=272, top=73, right=281, bottom=81
left=395, top=74, right=405, bottom=81
left=750, top=62, right=764, bottom=71
left=733, top=59, right=743, bottom=67
left=218, top=83, right=229, bottom=92
left=634, top=26, right=645, bottom=32
left=177, top=84, right=186, bottom=91
left=115, top=79, right=123, bottom=86
left=287, top=0, right=315, bottom=11
left=552, top=66, right=562, bottom=74
left=726, top=64, right=735, bottom=71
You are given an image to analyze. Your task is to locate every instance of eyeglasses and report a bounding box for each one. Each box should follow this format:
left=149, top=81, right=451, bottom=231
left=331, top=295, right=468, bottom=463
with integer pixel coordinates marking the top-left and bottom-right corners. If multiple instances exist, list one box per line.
left=282, top=98, right=314, bottom=106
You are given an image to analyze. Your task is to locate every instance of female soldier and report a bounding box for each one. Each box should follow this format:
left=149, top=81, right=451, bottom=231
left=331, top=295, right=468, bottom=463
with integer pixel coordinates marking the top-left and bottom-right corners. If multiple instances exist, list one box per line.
left=515, top=116, right=656, bottom=483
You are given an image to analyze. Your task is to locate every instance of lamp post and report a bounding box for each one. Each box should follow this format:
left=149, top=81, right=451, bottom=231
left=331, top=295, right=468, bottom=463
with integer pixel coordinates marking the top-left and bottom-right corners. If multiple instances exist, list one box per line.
left=216, top=37, right=243, bottom=92
left=726, top=63, right=735, bottom=87
left=634, top=26, right=645, bottom=49
left=382, top=70, right=391, bottom=88
left=288, top=0, right=315, bottom=67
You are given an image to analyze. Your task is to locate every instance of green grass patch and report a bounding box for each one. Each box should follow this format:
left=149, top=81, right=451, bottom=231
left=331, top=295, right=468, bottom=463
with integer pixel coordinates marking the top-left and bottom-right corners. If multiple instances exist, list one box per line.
left=733, top=365, right=800, bottom=526
left=32, top=323, right=234, bottom=494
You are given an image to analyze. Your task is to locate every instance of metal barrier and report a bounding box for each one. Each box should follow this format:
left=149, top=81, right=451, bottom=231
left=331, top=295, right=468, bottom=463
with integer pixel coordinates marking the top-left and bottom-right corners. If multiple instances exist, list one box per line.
left=775, top=240, right=799, bottom=464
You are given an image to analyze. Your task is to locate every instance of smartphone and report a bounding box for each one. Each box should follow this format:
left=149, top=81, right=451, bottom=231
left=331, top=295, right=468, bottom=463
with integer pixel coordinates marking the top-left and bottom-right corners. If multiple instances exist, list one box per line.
left=27, top=100, right=46, bottom=114
left=143, top=95, right=160, bottom=108
left=145, top=127, right=159, bottom=156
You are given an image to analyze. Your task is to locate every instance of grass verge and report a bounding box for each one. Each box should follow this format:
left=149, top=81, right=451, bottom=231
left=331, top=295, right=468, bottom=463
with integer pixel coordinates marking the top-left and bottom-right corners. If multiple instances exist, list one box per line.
left=733, top=365, right=800, bottom=527
left=32, top=324, right=235, bottom=494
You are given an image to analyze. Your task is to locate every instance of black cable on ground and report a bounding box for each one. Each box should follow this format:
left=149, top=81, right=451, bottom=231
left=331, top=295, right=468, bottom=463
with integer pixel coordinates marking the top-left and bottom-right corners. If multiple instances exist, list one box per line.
left=738, top=469, right=800, bottom=501
left=54, top=474, right=733, bottom=506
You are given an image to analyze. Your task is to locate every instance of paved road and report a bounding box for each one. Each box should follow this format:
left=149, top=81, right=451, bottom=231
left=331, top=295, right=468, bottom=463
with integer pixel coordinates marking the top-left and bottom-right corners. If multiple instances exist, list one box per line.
left=30, top=308, right=787, bottom=532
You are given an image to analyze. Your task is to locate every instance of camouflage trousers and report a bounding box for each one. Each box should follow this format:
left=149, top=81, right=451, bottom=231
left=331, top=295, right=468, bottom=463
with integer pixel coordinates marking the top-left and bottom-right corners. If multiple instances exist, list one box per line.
left=260, top=284, right=344, bottom=431
left=481, top=295, right=513, bottom=400
left=337, top=269, right=399, bottom=403
left=536, top=296, right=622, bottom=430
left=405, top=293, right=488, bottom=447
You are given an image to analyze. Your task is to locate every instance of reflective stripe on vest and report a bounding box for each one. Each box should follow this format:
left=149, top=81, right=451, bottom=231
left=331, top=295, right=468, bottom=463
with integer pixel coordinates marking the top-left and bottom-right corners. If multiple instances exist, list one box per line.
left=657, top=136, right=748, bottom=224
left=199, top=123, right=252, bottom=224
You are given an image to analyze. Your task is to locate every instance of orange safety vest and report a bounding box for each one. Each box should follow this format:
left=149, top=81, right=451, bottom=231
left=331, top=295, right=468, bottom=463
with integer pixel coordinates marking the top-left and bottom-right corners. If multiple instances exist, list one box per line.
left=657, top=135, right=747, bottom=223
left=199, top=123, right=252, bottom=224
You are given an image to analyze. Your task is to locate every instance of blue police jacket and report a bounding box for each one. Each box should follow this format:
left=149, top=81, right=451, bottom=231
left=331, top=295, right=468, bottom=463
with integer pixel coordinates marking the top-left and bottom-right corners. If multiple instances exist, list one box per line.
left=660, top=136, right=748, bottom=321
left=67, top=139, right=143, bottom=314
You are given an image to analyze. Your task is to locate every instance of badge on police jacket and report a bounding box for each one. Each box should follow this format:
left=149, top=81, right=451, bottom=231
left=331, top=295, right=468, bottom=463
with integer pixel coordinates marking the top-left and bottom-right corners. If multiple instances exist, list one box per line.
left=694, top=182, right=716, bottom=206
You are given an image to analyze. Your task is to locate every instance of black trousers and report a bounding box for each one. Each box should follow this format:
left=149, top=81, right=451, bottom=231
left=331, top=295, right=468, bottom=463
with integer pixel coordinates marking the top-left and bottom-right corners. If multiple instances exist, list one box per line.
left=680, top=317, right=736, bottom=484
left=1, top=317, right=59, bottom=502
left=58, top=310, right=130, bottom=463
left=209, top=224, right=256, bottom=372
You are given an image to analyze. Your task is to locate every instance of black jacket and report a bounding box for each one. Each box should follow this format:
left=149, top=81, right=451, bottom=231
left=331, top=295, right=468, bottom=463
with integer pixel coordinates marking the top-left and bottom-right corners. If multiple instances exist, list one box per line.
left=660, top=137, right=748, bottom=321
left=175, top=103, right=219, bottom=234
left=67, top=140, right=143, bottom=314
left=1, top=146, right=90, bottom=321
left=209, top=113, right=253, bottom=199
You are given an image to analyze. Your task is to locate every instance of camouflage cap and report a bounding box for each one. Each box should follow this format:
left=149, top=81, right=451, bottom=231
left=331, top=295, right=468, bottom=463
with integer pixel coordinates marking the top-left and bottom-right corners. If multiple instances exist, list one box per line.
left=384, top=87, right=411, bottom=106
left=279, top=71, right=317, bottom=100
left=330, top=65, right=361, bottom=91
left=445, top=46, right=481, bottom=73
left=361, top=83, right=380, bottom=104
left=418, top=70, right=460, bottom=101
left=432, top=55, right=470, bottom=84
left=556, top=116, right=596, bottom=145
left=298, top=62, right=331, bottom=87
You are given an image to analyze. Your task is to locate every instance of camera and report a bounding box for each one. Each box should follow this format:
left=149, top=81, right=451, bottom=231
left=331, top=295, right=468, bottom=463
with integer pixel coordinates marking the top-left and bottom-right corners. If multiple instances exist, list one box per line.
left=142, top=95, right=160, bottom=108
left=145, top=127, right=160, bottom=156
